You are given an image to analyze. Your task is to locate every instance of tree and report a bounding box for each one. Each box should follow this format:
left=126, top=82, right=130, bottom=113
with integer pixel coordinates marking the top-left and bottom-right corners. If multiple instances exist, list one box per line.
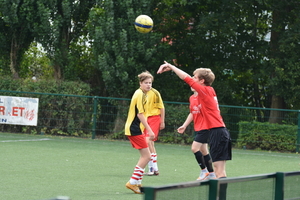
left=0, top=0, right=37, bottom=79
left=0, top=9, right=10, bottom=76
left=19, top=42, right=53, bottom=80
left=153, top=0, right=271, bottom=105
left=89, top=0, right=171, bottom=134
left=266, top=0, right=300, bottom=122
left=89, top=0, right=164, bottom=98
left=36, top=0, right=96, bottom=80
left=154, top=0, right=300, bottom=113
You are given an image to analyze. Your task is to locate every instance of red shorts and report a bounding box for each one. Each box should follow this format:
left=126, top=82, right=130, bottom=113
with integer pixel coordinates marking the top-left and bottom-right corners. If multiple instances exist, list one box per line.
left=144, top=115, right=161, bottom=141
left=127, top=134, right=148, bottom=149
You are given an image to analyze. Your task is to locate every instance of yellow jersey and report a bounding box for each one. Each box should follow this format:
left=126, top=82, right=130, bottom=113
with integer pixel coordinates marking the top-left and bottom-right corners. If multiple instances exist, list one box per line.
left=145, top=88, right=164, bottom=117
left=125, top=88, right=147, bottom=136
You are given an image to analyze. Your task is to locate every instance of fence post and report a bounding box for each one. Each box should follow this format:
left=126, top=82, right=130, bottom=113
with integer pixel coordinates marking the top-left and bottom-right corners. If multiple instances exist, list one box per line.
left=142, top=187, right=155, bottom=200
left=92, top=97, right=98, bottom=139
left=297, top=111, right=300, bottom=153
left=209, top=179, right=219, bottom=200
left=274, top=172, right=284, bottom=200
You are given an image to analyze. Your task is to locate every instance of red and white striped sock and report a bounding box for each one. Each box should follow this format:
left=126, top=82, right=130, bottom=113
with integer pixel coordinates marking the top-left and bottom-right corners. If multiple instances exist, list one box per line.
left=129, top=165, right=144, bottom=185
left=152, top=153, right=158, bottom=171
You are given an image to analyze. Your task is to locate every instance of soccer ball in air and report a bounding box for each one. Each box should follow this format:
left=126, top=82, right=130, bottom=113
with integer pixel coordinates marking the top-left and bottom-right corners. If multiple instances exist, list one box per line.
left=134, top=15, right=153, bottom=33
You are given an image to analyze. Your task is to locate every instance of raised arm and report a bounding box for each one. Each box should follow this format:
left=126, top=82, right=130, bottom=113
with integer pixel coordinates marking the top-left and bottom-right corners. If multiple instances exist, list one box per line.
left=157, top=61, right=190, bottom=80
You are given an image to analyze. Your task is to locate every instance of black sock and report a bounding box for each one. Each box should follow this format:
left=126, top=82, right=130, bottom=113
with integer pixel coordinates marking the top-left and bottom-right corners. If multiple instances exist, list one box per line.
left=204, top=154, right=213, bottom=172
left=194, top=151, right=206, bottom=169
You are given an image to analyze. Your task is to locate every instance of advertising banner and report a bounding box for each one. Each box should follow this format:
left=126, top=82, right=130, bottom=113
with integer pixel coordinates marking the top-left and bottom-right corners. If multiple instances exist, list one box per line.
left=0, top=96, right=39, bottom=126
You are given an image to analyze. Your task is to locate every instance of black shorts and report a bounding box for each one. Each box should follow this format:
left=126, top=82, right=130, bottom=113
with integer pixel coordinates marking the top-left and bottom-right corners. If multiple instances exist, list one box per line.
left=194, top=129, right=210, bottom=143
left=209, top=127, right=232, bottom=162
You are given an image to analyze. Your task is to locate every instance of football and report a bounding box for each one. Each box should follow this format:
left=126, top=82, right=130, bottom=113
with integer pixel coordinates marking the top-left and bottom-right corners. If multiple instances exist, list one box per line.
left=134, top=15, right=153, bottom=33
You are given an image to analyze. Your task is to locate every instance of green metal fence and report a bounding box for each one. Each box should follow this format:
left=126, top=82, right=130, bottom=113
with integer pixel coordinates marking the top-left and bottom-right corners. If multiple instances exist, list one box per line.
left=141, top=171, right=300, bottom=200
left=1, top=90, right=299, bottom=152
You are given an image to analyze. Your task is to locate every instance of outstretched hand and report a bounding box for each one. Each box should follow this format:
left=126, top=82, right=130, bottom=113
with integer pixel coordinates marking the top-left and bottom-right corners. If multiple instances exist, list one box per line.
left=157, top=61, right=172, bottom=74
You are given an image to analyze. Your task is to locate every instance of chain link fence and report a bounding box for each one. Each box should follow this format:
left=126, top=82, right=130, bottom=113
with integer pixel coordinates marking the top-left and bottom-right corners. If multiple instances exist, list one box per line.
left=1, top=90, right=299, bottom=152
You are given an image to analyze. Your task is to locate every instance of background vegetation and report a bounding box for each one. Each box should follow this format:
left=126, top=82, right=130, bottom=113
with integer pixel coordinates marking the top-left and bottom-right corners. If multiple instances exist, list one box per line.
left=1, top=0, right=300, bottom=122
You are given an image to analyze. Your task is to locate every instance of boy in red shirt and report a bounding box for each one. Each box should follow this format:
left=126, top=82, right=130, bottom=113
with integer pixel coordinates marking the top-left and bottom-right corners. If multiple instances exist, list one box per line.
left=157, top=61, right=232, bottom=179
left=177, top=87, right=216, bottom=180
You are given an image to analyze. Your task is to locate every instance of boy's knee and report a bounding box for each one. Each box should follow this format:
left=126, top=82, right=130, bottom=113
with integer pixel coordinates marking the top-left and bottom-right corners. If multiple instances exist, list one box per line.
left=191, top=147, right=198, bottom=153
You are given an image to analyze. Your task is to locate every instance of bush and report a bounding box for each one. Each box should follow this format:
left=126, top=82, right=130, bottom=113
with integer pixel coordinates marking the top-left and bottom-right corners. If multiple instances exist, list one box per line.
left=237, top=121, right=297, bottom=152
left=104, top=101, right=195, bottom=145
left=156, top=103, right=194, bottom=145
left=158, top=131, right=194, bottom=145
left=0, top=77, right=93, bottom=137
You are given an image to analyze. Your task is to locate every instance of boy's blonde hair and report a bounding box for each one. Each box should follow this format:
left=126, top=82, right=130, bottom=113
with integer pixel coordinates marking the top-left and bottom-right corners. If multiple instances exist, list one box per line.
left=138, top=71, right=153, bottom=82
left=193, top=68, right=215, bottom=86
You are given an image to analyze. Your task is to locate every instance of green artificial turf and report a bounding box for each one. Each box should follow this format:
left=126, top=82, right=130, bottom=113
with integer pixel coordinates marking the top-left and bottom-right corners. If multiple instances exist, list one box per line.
left=0, top=133, right=299, bottom=200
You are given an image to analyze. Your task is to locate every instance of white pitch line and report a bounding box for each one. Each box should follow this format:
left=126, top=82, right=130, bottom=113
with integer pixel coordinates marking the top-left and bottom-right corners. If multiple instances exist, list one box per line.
left=0, top=138, right=52, bottom=142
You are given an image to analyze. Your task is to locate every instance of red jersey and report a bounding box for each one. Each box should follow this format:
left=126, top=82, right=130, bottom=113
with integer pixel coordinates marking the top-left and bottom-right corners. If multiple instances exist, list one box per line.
left=184, top=76, right=225, bottom=129
left=189, top=94, right=203, bottom=131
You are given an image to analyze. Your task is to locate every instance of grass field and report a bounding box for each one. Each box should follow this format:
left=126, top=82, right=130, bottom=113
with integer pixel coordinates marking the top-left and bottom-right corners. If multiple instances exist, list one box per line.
left=0, top=132, right=299, bottom=200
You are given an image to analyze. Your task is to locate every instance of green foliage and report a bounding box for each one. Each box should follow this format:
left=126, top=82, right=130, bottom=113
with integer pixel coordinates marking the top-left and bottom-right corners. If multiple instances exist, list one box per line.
left=0, top=76, right=23, bottom=90
left=104, top=101, right=195, bottom=145
left=19, top=42, right=53, bottom=79
left=35, top=0, right=96, bottom=80
left=237, top=121, right=297, bottom=152
left=89, top=0, right=165, bottom=98
left=159, top=103, right=194, bottom=145
left=154, top=0, right=272, bottom=106
left=66, top=36, right=95, bottom=82
left=2, top=0, right=300, bottom=112
left=163, top=103, right=191, bottom=133
left=0, top=0, right=37, bottom=77
left=0, top=77, right=92, bottom=137
left=105, top=130, right=127, bottom=140
left=158, top=131, right=194, bottom=145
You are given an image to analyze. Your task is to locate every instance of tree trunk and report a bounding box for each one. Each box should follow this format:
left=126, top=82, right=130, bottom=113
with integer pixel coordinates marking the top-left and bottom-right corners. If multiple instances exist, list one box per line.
left=10, top=34, right=20, bottom=79
left=268, top=8, right=285, bottom=124
left=53, top=62, right=62, bottom=80
left=269, top=95, right=285, bottom=124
